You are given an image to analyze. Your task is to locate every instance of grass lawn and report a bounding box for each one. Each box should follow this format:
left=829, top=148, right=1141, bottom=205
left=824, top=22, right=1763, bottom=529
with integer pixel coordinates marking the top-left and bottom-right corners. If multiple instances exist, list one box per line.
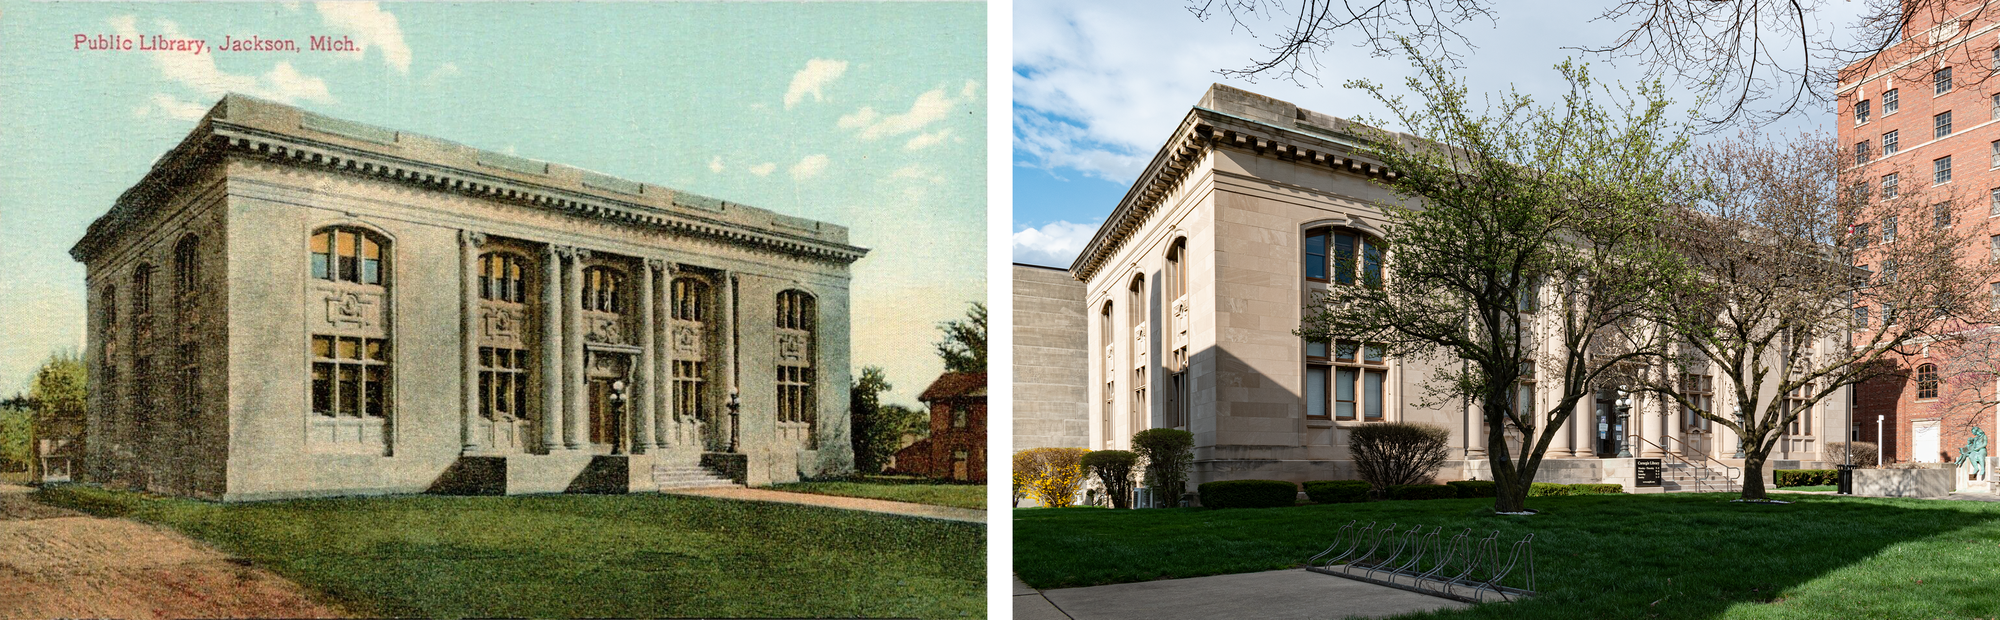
left=767, top=475, right=985, bottom=510
left=1777, top=485, right=1837, bottom=492
left=37, top=485, right=983, bottom=619
left=1016, top=493, right=2000, bottom=619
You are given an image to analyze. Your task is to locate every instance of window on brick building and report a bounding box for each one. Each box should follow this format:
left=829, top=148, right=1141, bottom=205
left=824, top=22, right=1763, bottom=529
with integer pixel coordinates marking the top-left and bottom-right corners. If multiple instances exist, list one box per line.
left=1884, top=130, right=1899, bottom=155
left=1852, top=224, right=1871, bottom=250
left=1936, top=67, right=1953, bottom=95
left=1855, top=99, right=1872, bottom=124
left=1853, top=305, right=1869, bottom=327
left=1856, top=140, right=1872, bottom=165
left=1936, top=203, right=1953, bottom=229
left=1884, top=215, right=1898, bottom=242
left=1916, top=363, right=1939, bottom=400
left=1885, top=88, right=1900, bottom=113
left=1935, top=110, right=1953, bottom=139
left=1991, top=140, right=1999, bottom=168
left=1992, top=188, right=2000, bottom=217
left=1883, top=173, right=1899, bottom=199
left=1936, top=156, right=1953, bottom=184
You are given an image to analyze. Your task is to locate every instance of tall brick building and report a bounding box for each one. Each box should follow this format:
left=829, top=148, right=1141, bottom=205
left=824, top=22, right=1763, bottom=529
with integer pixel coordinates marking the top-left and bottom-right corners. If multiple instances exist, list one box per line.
left=1837, top=0, right=2000, bottom=465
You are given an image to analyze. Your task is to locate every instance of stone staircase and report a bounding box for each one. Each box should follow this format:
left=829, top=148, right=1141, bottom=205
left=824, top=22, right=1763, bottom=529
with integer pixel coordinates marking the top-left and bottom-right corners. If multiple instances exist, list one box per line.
left=1661, top=461, right=1738, bottom=493
left=652, top=463, right=740, bottom=490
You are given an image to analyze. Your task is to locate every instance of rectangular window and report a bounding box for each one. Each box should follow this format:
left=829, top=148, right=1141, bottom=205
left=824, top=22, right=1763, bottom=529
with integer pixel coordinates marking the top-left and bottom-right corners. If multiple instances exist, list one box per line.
left=1885, top=88, right=1899, bottom=113
left=1935, top=111, right=1953, bottom=138
left=1334, top=340, right=1358, bottom=362
left=1884, top=215, right=1898, bottom=242
left=1989, top=234, right=1999, bottom=262
left=1992, top=93, right=1999, bottom=120
left=1306, top=366, right=1329, bottom=418
left=1936, top=67, right=1953, bottom=95
left=1992, top=141, right=1999, bottom=168
left=1853, top=305, right=1870, bottom=327
left=1332, top=232, right=1357, bottom=284
left=310, top=233, right=330, bottom=280
left=311, top=335, right=389, bottom=418
left=1992, top=282, right=2000, bottom=311
left=1937, top=203, right=1953, bottom=228
left=675, top=360, right=708, bottom=422
left=1334, top=367, right=1357, bottom=420
left=1883, top=303, right=1897, bottom=325
left=1992, top=188, right=1999, bottom=217
left=1786, top=384, right=1815, bottom=435
left=1936, top=156, right=1953, bottom=184
left=1361, top=239, right=1383, bottom=286
left=1304, top=232, right=1327, bottom=280
left=1679, top=373, right=1712, bottom=432
left=1855, top=99, right=1872, bottom=124
left=1852, top=224, right=1870, bottom=249
left=1364, top=370, right=1385, bottom=420
left=1855, top=140, right=1871, bottom=165
left=1883, top=173, right=1899, bottom=199
left=479, top=347, right=528, bottom=420
left=1883, top=130, right=1899, bottom=155
left=1883, top=259, right=1898, bottom=283
left=951, top=405, right=967, bottom=428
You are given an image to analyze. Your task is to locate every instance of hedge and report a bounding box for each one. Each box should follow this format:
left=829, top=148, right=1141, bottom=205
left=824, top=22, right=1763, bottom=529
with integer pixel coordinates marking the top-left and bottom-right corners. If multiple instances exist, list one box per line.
left=1198, top=479, right=1299, bottom=509
left=1570, top=483, right=1623, bottom=495
left=1528, top=482, right=1572, bottom=496
left=1388, top=484, right=1459, bottom=500
left=1776, top=469, right=1838, bottom=487
left=1303, top=480, right=1370, bottom=504
left=1445, top=480, right=1496, bottom=498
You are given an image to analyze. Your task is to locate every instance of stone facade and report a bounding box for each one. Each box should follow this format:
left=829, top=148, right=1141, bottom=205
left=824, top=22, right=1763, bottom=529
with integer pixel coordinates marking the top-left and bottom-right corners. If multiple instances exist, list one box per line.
left=1050, top=84, right=1853, bottom=492
left=1837, top=0, right=2000, bottom=468
left=72, top=95, right=863, bottom=501
left=1012, top=263, right=1090, bottom=450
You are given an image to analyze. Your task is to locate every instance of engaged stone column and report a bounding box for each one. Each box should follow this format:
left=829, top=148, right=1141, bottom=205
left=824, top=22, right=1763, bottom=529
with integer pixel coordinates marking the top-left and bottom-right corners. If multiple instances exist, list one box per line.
left=636, top=259, right=657, bottom=453
left=1549, top=394, right=1573, bottom=459
left=1641, top=394, right=1666, bottom=457
left=1465, top=399, right=1487, bottom=459
left=719, top=271, right=738, bottom=452
left=541, top=244, right=564, bottom=452
left=460, top=231, right=484, bottom=454
left=564, top=248, right=587, bottom=450
left=1571, top=401, right=1595, bottom=458
left=654, top=262, right=675, bottom=449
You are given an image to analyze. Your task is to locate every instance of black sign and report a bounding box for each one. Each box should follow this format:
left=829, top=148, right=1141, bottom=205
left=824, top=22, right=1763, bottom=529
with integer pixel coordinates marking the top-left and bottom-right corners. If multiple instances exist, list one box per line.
left=1636, top=458, right=1662, bottom=487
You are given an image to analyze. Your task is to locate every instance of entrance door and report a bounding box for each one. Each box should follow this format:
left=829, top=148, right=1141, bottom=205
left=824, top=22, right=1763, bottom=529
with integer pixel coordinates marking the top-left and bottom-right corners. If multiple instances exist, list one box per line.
left=588, top=378, right=624, bottom=453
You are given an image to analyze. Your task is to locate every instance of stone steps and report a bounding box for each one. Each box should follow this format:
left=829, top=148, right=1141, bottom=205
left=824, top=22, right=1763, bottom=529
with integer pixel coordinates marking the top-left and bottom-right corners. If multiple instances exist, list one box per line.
left=653, top=464, right=739, bottom=490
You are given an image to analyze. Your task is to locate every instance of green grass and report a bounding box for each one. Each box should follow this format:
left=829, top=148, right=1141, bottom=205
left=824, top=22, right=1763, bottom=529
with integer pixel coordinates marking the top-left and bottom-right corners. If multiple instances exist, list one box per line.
left=1777, top=485, right=1837, bottom=492
left=767, top=475, right=985, bottom=510
left=36, top=485, right=983, bottom=619
left=1016, top=493, right=2000, bottom=619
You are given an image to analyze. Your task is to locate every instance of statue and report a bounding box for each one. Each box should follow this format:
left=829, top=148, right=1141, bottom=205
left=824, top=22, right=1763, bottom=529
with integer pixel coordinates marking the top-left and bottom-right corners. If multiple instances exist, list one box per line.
left=1955, top=428, right=1989, bottom=479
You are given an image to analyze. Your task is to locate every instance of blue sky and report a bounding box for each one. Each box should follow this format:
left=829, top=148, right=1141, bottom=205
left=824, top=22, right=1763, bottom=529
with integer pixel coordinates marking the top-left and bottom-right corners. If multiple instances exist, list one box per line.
left=1011, top=0, right=1858, bottom=269
left=0, top=2, right=985, bottom=406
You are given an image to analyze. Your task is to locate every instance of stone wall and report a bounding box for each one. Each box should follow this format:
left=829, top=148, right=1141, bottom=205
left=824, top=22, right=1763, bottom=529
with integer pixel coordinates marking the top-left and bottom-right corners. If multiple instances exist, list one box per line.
left=1012, top=264, right=1089, bottom=450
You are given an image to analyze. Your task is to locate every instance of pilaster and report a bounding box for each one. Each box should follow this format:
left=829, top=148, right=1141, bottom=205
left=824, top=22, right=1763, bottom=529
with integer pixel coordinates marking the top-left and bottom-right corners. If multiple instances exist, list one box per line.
left=461, top=230, right=484, bottom=454
left=564, top=247, right=587, bottom=450
left=636, top=259, right=658, bottom=452
left=542, top=244, right=565, bottom=452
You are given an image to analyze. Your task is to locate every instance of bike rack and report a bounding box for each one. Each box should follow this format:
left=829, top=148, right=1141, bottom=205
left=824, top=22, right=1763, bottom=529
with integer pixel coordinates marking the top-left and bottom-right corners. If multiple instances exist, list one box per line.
left=1307, top=520, right=1537, bottom=604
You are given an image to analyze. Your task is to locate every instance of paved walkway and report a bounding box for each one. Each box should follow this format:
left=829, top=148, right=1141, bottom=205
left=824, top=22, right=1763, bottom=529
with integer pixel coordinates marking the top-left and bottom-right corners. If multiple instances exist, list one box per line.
left=662, top=486, right=986, bottom=523
left=1014, top=569, right=1469, bottom=620
left=0, top=484, right=344, bottom=619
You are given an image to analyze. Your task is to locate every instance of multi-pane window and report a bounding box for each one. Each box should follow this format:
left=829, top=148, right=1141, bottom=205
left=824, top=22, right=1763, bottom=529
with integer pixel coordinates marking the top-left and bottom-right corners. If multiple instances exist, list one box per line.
left=173, top=235, right=198, bottom=300
left=1936, top=203, right=1953, bottom=229
left=1992, top=188, right=2000, bottom=217
left=1855, top=99, right=1872, bottom=124
left=1935, top=111, right=1953, bottom=139
left=775, top=290, right=816, bottom=426
left=1784, top=383, right=1815, bottom=435
left=478, top=347, right=528, bottom=420
left=479, top=253, right=526, bottom=302
left=1884, top=88, right=1900, bottom=114
left=674, top=360, right=708, bottom=422
left=1990, top=235, right=1999, bottom=262
left=1883, top=173, right=1899, bottom=199
left=1935, top=67, right=1953, bottom=95
left=1304, top=228, right=1383, bottom=285
left=1855, top=141, right=1872, bottom=165
left=1306, top=339, right=1387, bottom=421
left=1883, top=130, right=1899, bottom=155
left=1165, top=239, right=1189, bottom=429
left=1513, top=361, right=1536, bottom=418
left=1883, top=303, right=1898, bottom=325
left=1992, top=93, right=1999, bottom=120
left=1991, top=140, right=1999, bottom=168
left=1916, top=363, right=1939, bottom=400
left=1128, top=276, right=1146, bottom=427
left=1100, top=302, right=1114, bottom=444
left=309, top=228, right=385, bottom=285
left=1852, top=224, right=1871, bottom=250
left=1883, top=259, right=1898, bottom=284
left=1679, top=372, right=1713, bottom=432
left=1884, top=215, right=1898, bottom=242
left=131, top=264, right=153, bottom=318
left=1853, top=305, right=1870, bottom=327
left=582, top=267, right=624, bottom=313
left=311, top=335, right=389, bottom=418
left=672, top=277, right=709, bottom=321
left=1936, top=156, right=1954, bottom=184
left=951, top=404, right=968, bottom=428
left=1992, top=282, right=2000, bottom=311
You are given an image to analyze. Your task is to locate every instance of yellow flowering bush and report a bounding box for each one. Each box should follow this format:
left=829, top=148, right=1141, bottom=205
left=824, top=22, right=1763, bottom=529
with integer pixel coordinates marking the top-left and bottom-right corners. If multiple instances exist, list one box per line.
left=1013, top=447, right=1089, bottom=508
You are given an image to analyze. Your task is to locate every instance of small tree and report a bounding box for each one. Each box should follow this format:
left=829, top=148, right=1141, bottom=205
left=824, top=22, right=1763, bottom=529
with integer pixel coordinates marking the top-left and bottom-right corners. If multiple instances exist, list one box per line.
left=28, top=351, right=86, bottom=481
left=849, top=367, right=927, bottom=474
left=1081, top=450, right=1140, bottom=509
left=1014, top=447, right=1089, bottom=508
left=0, top=403, right=30, bottom=474
left=1132, top=428, right=1195, bottom=508
left=935, top=302, right=988, bottom=374
left=1349, top=422, right=1452, bottom=495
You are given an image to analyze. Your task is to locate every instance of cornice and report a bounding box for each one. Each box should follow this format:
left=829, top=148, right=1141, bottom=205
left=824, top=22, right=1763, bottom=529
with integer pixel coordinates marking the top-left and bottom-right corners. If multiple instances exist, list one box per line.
left=1068, top=106, right=1397, bottom=282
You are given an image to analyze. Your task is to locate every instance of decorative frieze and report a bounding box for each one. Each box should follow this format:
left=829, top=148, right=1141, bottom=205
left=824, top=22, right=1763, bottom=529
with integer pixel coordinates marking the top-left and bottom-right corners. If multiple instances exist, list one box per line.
left=319, top=290, right=382, bottom=331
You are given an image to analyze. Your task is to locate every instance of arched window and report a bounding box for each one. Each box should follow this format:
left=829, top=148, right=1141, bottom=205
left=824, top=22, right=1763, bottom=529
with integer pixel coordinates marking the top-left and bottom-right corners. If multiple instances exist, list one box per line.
left=173, top=235, right=199, bottom=299
left=310, top=227, right=386, bottom=285
left=1128, top=275, right=1146, bottom=430
left=479, top=252, right=527, bottom=303
left=1917, top=363, right=1939, bottom=399
left=1166, top=239, right=1186, bottom=301
left=583, top=266, right=625, bottom=313
left=1304, top=228, right=1382, bottom=285
left=671, top=276, right=713, bottom=426
left=1100, top=301, right=1114, bottom=446
left=776, top=290, right=817, bottom=430
left=1164, top=239, right=1188, bottom=429
left=131, top=264, right=154, bottom=318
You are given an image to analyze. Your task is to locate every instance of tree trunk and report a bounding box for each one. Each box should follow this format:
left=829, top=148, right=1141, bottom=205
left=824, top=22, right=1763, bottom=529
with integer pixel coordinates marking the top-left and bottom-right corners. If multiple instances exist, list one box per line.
left=1739, top=439, right=1769, bottom=501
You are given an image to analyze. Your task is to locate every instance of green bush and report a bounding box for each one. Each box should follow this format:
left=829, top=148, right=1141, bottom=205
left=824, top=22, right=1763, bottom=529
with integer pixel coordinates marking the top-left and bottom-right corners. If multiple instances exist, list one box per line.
left=1387, top=484, right=1458, bottom=500
left=1528, top=482, right=1573, bottom=497
left=1776, top=469, right=1838, bottom=488
left=1081, top=450, right=1140, bottom=509
left=1445, top=480, right=1496, bottom=498
left=1348, top=422, right=1451, bottom=496
left=1303, top=480, right=1370, bottom=504
left=1197, top=479, right=1299, bottom=509
left=1571, top=483, right=1623, bottom=495
left=1133, top=429, right=1195, bottom=508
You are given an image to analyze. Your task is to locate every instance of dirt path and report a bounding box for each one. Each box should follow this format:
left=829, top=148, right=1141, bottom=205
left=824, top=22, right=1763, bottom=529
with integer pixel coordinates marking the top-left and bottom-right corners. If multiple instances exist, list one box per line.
left=0, top=484, right=345, bottom=619
left=664, top=486, right=987, bottom=523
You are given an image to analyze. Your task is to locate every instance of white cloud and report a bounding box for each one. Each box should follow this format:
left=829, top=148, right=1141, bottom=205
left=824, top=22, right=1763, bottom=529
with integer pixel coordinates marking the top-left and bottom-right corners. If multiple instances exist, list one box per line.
left=1012, top=220, right=1102, bottom=268
left=421, top=62, right=460, bottom=87
left=748, top=162, right=777, bottom=177
left=890, top=164, right=931, bottom=180
left=837, top=107, right=879, bottom=129
left=708, top=156, right=725, bottom=174
left=314, top=2, right=413, bottom=73
left=783, top=58, right=849, bottom=109
left=112, top=16, right=335, bottom=105
left=839, top=79, right=978, bottom=140
left=135, top=93, right=210, bottom=121
left=904, top=128, right=952, bottom=150
left=789, top=154, right=829, bottom=180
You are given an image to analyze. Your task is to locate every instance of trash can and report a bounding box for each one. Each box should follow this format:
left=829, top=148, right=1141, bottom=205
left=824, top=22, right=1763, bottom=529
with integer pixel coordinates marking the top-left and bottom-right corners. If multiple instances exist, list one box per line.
left=1836, top=464, right=1855, bottom=495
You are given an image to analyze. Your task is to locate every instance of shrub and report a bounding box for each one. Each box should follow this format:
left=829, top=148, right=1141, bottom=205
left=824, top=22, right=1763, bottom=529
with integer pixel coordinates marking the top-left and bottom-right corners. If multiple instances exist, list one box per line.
left=1570, top=483, right=1623, bottom=495
left=1349, top=423, right=1451, bottom=497
left=1133, top=428, right=1195, bottom=508
left=1303, top=480, right=1370, bottom=504
left=1198, top=479, right=1298, bottom=509
left=1081, top=450, right=1140, bottom=509
left=1775, top=469, right=1838, bottom=487
left=1445, top=480, right=1497, bottom=498
left=1388, top=484, right=1459, bottom=500
left=1823, top=442, right=1879, bottom=468
left=1528, top=482, right=1573, bottom=497
left=1013, top=448, right=1089, bottom=508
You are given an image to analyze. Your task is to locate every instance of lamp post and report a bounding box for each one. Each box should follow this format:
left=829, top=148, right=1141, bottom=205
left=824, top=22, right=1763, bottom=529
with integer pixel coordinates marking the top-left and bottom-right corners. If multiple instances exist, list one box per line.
left=610, top=379, right=628, bottom=454
left=727, top=388, right=741, bottom=453
left=1877, top=414, right=1885, bottom=466
left=1732, top=405, right=1746, bottom=459
left=1615, top=392, right=1633, bottom=458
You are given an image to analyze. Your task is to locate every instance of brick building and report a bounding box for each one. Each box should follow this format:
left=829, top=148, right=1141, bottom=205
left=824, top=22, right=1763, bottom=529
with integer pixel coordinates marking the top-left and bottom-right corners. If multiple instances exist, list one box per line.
left=1837, top=0, right=2000, bottom=466
left=893, top=372, right=986, bottom=481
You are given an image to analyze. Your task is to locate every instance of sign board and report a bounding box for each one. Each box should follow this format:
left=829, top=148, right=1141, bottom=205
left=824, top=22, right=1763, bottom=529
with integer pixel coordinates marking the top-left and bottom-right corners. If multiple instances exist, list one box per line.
left=1636, top=458, right=1662, bottom=487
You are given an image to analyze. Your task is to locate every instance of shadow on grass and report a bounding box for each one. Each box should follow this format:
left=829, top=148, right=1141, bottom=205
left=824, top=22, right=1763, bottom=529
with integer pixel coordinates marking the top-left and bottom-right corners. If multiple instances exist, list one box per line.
left=1015, top=493, right=2000, bottom=620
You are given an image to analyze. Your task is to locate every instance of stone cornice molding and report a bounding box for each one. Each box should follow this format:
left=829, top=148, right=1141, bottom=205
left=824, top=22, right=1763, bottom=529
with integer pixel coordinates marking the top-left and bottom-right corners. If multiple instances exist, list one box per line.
left=1068, top=106, right=1399, bottom=282
left=71, top=102, right=868, bottom=267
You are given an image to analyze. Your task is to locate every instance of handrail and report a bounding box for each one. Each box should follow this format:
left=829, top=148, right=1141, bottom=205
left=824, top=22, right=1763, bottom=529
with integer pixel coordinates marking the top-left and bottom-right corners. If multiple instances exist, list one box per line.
left=1626, top=434, right=1741, bottom=493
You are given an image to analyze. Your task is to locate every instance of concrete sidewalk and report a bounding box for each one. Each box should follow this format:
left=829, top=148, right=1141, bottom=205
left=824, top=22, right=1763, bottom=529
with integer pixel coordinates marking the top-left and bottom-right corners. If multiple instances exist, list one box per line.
left=662, top=486, right=986, bottom=523
left=1015, top=569, right=1470, bottom=620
